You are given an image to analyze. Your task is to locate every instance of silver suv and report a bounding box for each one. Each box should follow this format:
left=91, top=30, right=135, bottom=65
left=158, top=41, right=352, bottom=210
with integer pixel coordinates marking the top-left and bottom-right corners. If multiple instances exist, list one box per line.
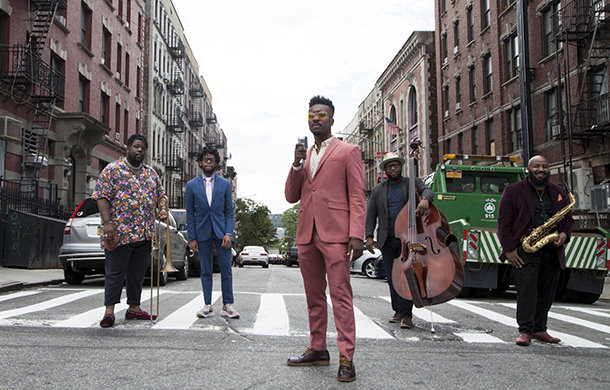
left=59, top=198, right=191, bottom=285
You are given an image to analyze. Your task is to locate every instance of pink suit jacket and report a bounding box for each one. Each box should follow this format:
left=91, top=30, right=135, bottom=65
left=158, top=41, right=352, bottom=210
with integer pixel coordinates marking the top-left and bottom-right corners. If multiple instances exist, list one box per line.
left=285, top=137, right=366, bottom=245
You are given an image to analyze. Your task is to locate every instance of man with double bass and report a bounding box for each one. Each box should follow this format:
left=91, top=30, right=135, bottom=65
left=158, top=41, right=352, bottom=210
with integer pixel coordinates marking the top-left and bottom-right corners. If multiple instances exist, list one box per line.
left=365, top=152, right=433, bottom=329
left=498, top=155, right=573, bottom=346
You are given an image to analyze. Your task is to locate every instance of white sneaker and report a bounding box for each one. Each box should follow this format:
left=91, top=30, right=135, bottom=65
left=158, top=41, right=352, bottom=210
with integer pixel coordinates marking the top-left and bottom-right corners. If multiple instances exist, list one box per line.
left=196, top=304, right=214, bottom=318
left=220, top=303, right=240, bottom=319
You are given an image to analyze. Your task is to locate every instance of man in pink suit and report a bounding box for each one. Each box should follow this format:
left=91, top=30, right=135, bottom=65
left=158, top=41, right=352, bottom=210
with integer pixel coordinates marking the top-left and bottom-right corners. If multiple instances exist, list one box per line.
left=285, top=95, right=365, bottom=382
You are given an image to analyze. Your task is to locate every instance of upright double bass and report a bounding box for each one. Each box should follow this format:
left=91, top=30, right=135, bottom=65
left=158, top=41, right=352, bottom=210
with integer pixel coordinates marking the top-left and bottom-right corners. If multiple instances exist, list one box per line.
left=391, top=140, right=464, bottom=308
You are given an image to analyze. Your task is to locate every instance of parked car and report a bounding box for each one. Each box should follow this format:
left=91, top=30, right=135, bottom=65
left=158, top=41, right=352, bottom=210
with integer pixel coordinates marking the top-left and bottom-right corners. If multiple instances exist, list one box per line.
left=350, top=249, right=386, bottom=279
left=286, top=246, right=299, bottom=267
left=170, top=208, right=220, bottom=274
left=268, top=253, right=284, bottom=264
left=59, top=198, right=191, bottom=285
left=238, top=246, right=269, bottom=268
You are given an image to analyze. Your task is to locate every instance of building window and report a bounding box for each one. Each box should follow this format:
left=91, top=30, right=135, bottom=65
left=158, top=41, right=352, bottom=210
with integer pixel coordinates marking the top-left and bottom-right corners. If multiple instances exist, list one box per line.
left=124, top=109, right=129, bottom=144
left=483, top=55, right=492, bottom=95
left=458, top=133, right=463, bottom=154
left=543, top=2, right=561, bottom=57
left=444, top=87, right=450, bottom=116
left=546, top=87, right=565, bottom=141
left=469, top=66, right=476, bottom=102
left=508, top=107, right=522, bottom=152
left=102, top=27, right=111, bottom=67
left=116, top=43, right=122, bottom=78
left=101, top=92, right=109, bottom=125
left=442, top=34, right=448, bottom=64
left=454, top=21, right=460, bottom=52
left=446, top=138, right=452, bottom=154
left=472, top=126, right=478, bottom=154
left=50, top=53, right=65, bottom=109
left=78, top=76, right=89, bottom=113
left=486, top=119, right=494, bottom=155
left=80, top=3, right=92, bottom=48
left=467, top=7, right=474, bottom=42
left=125, top=53, right=130, bottom=87
left=505, top=34, right=519, bottom=81
left=115, top=103, right=121, bottom=139
left=138, top=12, right=143, bottom=44
left=441, top=0, right=446, bottom=14
left=408, top=88, right=418, bottom=128
left=456, top=76, right=462, bottom=106
left=482, top=0, right=490, bottom=30
left=136, top=65, right=141, bottom=98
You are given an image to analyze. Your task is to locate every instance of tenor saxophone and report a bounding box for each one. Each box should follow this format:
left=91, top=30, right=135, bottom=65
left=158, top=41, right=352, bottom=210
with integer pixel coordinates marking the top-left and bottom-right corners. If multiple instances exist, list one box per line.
left=521, top=190, right=575, bottom=253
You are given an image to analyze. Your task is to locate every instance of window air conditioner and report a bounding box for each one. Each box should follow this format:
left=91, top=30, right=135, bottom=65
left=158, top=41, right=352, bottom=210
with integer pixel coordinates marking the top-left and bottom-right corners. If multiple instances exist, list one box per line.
left=56, top=16, right=66, bottom=27
left=443, top=57, right=448, bottom=65
left=454, top=46, right=460, bottom=54
left=116, top=72, right=120, bottom=79
left=115, top=132, right=121, bottom=141
left=444, top=110, right=449, bottom=117
left=0, top=116, right=23, bottom=142
left=456, top=102, right=462, bottom=110
left=590, top=183, right=610, bottom=213
left=571, top=168, right=593, bottom=210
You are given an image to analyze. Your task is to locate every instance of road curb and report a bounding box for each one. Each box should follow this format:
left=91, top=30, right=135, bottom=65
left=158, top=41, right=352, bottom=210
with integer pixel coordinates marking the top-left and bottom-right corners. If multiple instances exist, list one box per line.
left=0, top=279, right=65, bottom=294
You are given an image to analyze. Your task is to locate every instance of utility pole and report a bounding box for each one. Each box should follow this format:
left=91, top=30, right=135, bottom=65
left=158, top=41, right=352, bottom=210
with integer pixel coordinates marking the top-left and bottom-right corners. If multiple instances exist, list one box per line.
left=517, top=0, right=535, bottom=165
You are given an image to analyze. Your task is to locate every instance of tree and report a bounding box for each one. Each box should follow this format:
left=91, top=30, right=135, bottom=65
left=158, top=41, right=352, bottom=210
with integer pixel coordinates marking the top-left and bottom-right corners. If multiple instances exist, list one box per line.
left=280, top=203, right=299, bottom=251
left=234, top=198, right=277, bottom=251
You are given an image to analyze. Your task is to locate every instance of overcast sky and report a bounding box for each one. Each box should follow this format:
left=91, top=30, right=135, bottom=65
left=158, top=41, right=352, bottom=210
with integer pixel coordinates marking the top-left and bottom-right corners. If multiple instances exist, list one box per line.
left=171, top=0, right=435, bottom=214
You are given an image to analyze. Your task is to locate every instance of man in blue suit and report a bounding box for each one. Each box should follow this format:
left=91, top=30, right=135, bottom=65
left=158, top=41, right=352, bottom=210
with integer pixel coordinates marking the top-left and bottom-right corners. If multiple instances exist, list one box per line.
left=186, top=146, right=239, bottom=319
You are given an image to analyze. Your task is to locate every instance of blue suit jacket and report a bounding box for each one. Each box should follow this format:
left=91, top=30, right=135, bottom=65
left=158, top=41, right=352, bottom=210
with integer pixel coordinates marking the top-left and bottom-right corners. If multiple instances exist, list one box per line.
left=185, top=173, right=235, bottom=242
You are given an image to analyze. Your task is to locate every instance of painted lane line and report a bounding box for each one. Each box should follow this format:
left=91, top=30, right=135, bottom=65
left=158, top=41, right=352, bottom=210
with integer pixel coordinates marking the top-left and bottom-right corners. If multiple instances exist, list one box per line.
left=0, top=290, right=101, bottom=320
left=328, top=295, right=393, bottom=339
left=253, top=293, right=290, bottom=336
left=0, top=290, right=41, bottom=303
left=154, top=291, right=220, bottom=330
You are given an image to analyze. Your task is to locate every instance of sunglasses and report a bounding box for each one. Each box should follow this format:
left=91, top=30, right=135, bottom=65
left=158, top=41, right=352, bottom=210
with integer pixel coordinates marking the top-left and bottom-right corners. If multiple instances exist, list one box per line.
left=307, top=111, right=329, bottom=121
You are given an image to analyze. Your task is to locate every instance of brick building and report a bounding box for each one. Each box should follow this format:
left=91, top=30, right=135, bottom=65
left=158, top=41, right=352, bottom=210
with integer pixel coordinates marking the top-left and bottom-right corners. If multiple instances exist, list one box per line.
left=0, top=0, right=232, bottom=214
left=342, top=31, right=438, bottom=200
left=435, top=0, right=610, bottom=227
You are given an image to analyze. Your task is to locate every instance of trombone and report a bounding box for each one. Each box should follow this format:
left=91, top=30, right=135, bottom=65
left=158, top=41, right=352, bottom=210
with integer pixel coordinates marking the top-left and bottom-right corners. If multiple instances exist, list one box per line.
left=150, top=195, right=178, bottom=323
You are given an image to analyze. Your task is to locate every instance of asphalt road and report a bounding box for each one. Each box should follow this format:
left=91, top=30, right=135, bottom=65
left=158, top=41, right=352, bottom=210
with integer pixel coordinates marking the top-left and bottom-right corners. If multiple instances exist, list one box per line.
left=1, top=266, right=609, bottom=390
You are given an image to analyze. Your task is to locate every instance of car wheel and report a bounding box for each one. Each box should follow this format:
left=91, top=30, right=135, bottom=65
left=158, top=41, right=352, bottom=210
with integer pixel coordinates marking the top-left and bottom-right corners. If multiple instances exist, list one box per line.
left=64, top=269, right=85, bottom=285
left=238, top=262, right=244, bottom=268
left=363, top=259, right=378, bottom=278
left=175, top=251, right=189, bottom=281
left=263, top=263, right=269, bottom=268
left=152, top=253, right=169, bottom=286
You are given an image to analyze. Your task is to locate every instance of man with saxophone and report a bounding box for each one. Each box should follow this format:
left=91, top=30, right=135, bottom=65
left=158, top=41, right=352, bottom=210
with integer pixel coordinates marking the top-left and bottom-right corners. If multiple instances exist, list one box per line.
left=498, top=155, right=574, bottom=346
left=93, top=134, right=167, bottom=328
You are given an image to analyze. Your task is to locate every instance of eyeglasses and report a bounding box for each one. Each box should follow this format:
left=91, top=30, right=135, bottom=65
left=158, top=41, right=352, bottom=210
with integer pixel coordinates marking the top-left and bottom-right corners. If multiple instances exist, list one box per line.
left=385, top=163, right=402, bottom=170
left=307, top=111, right=329, bottom=121
left=201, top=158, right=216, bottom=163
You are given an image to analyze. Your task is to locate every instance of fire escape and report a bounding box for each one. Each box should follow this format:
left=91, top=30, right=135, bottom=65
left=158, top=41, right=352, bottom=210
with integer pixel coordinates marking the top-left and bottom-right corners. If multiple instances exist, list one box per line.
left=555, top=1, right=610, bottom=154
left=554, top=0, right=610, bottom=226
left=188, top=78, right=204, bottom=161
left=0, top=0, right=66, bottom=199
left=166, top=35, right=185, bottom=208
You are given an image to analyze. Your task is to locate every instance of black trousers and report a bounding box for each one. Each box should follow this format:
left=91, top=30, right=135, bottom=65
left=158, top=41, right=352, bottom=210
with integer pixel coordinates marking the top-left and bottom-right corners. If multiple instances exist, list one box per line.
left=104, top=241, right=152, bottom=306
left=381, top=237, right=414, bottom=319
left=512, top=245, right=560, bottom=334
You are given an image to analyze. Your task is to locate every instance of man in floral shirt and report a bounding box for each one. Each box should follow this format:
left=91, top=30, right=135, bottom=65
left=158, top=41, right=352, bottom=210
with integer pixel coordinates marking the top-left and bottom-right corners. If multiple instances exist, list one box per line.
left=93, top=134, right=167, bottom=328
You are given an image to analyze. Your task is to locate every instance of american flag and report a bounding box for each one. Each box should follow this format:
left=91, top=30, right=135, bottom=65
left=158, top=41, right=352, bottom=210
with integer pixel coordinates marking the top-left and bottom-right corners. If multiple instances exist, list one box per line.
left=385, top=117, right=400, bottom=135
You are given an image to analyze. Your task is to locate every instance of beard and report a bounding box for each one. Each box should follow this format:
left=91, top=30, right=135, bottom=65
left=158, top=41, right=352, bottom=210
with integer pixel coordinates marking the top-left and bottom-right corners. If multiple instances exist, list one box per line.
left=529, top=170, right=550, bottom=186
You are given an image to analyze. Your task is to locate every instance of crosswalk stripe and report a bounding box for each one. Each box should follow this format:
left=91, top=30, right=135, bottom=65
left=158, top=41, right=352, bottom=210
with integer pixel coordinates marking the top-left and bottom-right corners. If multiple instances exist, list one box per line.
left=153, top=291, right=219, bottom=329
left=326, top=294, right=393, bottom=339
left=379, top=297, right=457, bottom=324
left=553, top=306, right=610, bottom=319
left=500, top=303, right=610, bottom=335
left=454, top=333, right=505, bottom=343
left=457, top=301, right=607, bottom=349
left=253, top=293, right=290, bottom=336
left=0, top=290, right=101, bottom=320
left=0, top=290, right=40, bottom=303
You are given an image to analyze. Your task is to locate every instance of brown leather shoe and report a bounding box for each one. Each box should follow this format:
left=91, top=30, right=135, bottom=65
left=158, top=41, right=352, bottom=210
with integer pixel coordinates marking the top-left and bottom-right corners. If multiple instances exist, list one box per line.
left=337, top=357, right=356, bottom=382
left=532, top=331, right=560, bottom=343
left=515, top=332, right=531, bottom=346
left=400, top=317, right=414, bottom=329
left=287, top=347, right=330, bottom=366
left=389, top=312, right=400, bottom=323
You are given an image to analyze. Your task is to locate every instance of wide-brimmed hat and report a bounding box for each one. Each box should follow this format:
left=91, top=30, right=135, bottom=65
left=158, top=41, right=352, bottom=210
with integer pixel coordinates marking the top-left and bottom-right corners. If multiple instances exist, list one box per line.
left=380, top=152, right=405, bottom=171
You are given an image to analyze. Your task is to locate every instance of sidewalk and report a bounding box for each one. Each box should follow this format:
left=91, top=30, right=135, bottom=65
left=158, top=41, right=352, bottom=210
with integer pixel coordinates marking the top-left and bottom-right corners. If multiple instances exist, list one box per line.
left=1, top=266, right=609, bottom=301
left=0, top=266, right=66, bottom=293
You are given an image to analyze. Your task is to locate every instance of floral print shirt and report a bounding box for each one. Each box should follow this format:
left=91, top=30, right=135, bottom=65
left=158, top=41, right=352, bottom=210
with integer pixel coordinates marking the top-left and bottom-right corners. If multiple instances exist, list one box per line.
left=92, top=157, right=165, bottom=248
